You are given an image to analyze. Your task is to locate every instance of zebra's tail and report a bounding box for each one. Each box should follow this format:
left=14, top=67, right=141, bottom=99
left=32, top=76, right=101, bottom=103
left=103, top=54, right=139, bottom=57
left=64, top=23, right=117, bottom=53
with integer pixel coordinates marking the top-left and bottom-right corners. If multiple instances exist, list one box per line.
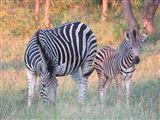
left=36, top=30, right=53, bottom=73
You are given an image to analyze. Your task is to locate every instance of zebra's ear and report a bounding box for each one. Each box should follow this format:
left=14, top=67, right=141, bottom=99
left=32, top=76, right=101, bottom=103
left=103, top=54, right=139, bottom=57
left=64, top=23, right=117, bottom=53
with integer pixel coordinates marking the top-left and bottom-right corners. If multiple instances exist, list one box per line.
left=132, top=29, right=137, bottom=38
left=141, top=33, right=148, bottom=42
left=125, top=31, right=130, bottom=42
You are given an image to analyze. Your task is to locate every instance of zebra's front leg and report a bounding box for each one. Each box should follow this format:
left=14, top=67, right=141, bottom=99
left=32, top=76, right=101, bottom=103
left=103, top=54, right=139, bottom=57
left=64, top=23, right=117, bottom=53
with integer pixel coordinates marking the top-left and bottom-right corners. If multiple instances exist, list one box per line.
left=71, top=69, right=87, bottom=104
left=27, top=70, right=37, bottom=108
left=125, top=74, right=132, bottom=109
left=79, top=76, right=88, bottom=104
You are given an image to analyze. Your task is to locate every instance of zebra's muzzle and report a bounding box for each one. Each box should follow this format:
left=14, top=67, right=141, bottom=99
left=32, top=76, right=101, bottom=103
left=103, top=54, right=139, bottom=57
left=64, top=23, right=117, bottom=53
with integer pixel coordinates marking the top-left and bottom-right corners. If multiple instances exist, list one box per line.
left=133, top=56, right=140, bottom=64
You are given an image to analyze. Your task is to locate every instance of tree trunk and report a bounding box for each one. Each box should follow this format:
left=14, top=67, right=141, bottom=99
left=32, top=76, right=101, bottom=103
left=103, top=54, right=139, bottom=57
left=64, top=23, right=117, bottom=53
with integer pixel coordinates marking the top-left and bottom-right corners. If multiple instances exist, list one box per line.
left=122, top=0, right=138, bottom=32
left=24, top=0, right=29, bottom=38
left=142, top=0, right=160, bottom=35
left=44, top=0, right=50, bottom=29
left=102, top=0, right=109, bottom=21
left=35, top=0, right=40, bottom=29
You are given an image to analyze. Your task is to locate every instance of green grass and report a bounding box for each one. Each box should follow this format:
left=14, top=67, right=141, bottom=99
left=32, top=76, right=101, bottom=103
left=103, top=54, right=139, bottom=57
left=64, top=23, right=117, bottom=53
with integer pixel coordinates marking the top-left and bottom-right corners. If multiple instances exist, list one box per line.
left=1, top=78, right=160, bottom=119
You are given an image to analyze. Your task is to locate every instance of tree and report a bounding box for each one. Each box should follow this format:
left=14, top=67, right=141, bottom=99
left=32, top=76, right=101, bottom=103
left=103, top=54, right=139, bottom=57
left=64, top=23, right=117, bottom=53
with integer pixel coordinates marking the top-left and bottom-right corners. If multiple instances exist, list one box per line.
left=122, top=0, right=138, bottom=32
left=23, top=0, right=29, bottom=38
left=35, top=0, right=40, bottom=29
left=102, top=0, right=109, bottom=21
left=142, top=0, right=160, bottom=35
left=44, top=0, right=50, bottom=29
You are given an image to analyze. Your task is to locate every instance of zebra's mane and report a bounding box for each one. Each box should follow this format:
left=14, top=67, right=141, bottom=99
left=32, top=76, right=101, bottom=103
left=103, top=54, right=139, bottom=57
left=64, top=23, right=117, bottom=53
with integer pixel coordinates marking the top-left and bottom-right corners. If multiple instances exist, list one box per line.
left=119, top=39, right=130, bottom=51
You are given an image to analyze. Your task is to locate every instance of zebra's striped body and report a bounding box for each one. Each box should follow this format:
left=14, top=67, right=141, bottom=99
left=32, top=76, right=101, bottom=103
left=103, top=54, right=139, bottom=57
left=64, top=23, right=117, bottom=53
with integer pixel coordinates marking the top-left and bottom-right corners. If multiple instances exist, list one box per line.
left=94, top=30, right=147, bottom=108
left=24, top=21, right=97, bottom=107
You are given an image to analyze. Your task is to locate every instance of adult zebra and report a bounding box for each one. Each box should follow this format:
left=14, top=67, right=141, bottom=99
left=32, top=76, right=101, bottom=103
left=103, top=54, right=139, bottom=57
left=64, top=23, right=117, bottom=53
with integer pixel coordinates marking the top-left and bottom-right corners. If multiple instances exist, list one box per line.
left=94, top=29, right=147, bottom=108
left=24, top=21, right=97, bottom=107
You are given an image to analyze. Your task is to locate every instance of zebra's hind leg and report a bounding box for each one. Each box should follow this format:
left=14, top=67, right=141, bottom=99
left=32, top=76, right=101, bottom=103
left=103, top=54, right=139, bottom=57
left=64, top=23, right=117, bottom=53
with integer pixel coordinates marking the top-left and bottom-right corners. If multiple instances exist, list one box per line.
left=71, top=68, right=87, bottom=104
left=97, top=73, right=111, bottom=105
left=98, top=73, right=106, bottom=104
left=48, top=77, right=58, bottom=105
left=115, top=74, right=123, bottom=109
left=103, top=80, right=112, bottom=105
left=27, top=69, right=36, bottom=108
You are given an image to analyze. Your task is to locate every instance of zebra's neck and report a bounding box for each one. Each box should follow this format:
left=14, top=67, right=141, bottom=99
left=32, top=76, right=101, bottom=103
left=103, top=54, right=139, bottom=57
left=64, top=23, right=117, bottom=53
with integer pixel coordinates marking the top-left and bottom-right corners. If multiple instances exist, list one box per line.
left=119, top=40, right=134, bottom=66
left=122, top=49, right=134, bottom=67
left=119, top=40, right=129, bottom=50
left=117, top=41, right=135, bottom=73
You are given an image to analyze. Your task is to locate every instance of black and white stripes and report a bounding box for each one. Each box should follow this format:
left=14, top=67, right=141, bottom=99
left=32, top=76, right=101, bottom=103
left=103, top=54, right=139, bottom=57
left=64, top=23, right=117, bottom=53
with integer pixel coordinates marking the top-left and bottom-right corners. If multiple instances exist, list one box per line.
left=94, top=29, right=147, bottom=107
left=24, top=21, right=97, bottom=107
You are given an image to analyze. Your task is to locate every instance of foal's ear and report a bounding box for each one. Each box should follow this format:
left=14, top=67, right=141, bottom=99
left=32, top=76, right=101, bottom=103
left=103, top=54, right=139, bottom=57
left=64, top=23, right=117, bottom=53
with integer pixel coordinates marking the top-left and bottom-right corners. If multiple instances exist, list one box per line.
left=125, top=31, right=130, bottom=42
left=132, top=29, right=137, bottom=38
left=141, top=33, right=148, bottom=42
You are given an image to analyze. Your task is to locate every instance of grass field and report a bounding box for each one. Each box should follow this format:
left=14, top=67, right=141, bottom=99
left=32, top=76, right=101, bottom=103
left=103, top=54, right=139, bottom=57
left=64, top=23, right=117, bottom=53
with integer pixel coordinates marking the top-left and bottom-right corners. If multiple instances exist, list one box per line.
left=0, top=74, right=160, bottom=119
left=1, top=39, right=160, bottom=119
left=1, top=1, right=160, bottom=119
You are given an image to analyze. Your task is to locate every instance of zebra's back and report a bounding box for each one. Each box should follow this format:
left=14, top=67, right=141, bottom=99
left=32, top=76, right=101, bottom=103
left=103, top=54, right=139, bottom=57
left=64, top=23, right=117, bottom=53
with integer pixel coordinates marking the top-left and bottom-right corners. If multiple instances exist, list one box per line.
left=94, top=46, right=117, bottom=78
left=24, top=21, right=97, bottom=76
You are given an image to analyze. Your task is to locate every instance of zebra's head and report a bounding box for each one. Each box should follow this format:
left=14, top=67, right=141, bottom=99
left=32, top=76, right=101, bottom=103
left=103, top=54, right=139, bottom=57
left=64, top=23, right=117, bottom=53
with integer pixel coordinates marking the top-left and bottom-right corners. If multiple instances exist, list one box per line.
left=124, top=29, right=148, bottom=64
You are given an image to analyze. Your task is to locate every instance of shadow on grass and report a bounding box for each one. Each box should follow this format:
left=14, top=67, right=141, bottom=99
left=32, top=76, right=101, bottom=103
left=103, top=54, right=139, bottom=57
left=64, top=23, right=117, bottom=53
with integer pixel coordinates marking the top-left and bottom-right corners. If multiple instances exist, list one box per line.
left=0, top=61, right=25, bottom=71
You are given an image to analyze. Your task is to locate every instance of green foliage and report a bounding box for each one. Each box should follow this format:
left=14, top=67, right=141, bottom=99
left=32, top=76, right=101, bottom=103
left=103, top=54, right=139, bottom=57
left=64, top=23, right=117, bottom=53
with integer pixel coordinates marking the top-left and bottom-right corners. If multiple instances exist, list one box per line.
left=1, top=0, right=159, bottom=44
left=90, top=0, right=102, bottom=6
left=10, top=28, right=22, bottom=37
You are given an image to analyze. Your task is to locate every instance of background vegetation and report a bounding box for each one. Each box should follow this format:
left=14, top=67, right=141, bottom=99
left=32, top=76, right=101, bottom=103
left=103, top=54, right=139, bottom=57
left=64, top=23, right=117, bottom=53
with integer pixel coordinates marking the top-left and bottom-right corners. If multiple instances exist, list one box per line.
left=1, top=0, right=160, bottom=119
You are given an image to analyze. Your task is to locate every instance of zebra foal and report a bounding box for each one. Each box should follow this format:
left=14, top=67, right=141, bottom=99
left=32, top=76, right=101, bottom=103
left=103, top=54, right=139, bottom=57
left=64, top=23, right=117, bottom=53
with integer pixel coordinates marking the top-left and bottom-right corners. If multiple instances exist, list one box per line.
left=94, top=29, right=147, bottom=108
left=24, top=22, right=97, bottom=107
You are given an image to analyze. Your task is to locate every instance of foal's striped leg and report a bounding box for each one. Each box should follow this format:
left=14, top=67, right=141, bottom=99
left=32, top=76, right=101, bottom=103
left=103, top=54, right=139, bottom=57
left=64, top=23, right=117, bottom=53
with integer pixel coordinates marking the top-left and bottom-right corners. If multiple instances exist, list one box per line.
left=98, top=74, right=106, bottom=104
left=115, top=75, right=123, bottom=108
left=125, top=74, right=132, bottom=108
